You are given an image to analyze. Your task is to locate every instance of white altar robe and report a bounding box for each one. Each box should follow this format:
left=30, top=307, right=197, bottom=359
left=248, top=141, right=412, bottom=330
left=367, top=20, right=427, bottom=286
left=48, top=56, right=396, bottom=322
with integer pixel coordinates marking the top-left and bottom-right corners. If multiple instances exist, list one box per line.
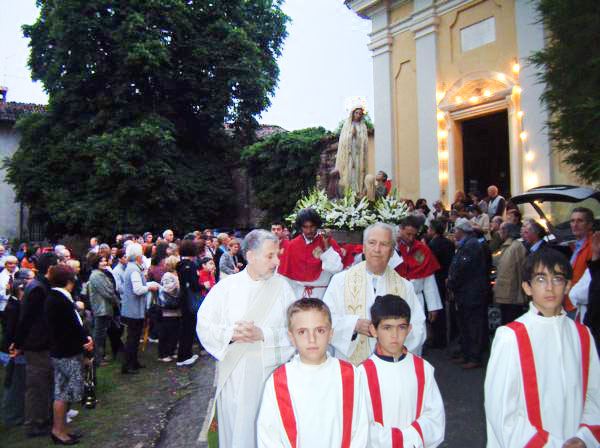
left=284, top=246, right=343, bottom=300
left=357, top=353, right=445, bottom=447
left=257, top=354, right=368, bottom=447
left=323, top=269, right=426, bottom=358
left=196, top=270, right=297, bottom=448
left=485, top=303, right=600, bottom=448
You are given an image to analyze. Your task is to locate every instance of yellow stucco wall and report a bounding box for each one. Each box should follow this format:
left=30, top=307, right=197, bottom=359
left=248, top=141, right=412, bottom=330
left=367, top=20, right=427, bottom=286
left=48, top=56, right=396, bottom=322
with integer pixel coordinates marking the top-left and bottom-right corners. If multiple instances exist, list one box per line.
left=390, top=1, right=413, bottom=24
left=391, top=30, right=419, bottom=199
left=437, top=0, right=518, bottom=87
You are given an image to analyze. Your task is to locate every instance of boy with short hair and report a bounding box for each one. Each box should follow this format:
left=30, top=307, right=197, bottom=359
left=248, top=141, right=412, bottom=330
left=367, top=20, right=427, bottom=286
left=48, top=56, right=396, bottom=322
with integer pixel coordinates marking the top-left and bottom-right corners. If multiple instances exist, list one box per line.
left=357, top=294, right=445, bottom=447
left=257, top=298, right=368, bottom=447
left=485, top=249, right=600, bottom=447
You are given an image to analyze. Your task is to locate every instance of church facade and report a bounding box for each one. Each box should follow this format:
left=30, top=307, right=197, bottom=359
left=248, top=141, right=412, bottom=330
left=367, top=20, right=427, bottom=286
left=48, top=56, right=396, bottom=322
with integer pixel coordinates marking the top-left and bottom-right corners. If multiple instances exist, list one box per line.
left=347, top=0, right=583, bottom=204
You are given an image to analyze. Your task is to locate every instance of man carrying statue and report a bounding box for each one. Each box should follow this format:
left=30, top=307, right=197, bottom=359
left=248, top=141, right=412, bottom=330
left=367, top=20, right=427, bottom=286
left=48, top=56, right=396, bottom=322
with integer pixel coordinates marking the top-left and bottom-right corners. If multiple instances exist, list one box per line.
left=335, top=97, right=369, bottom=193
left=323, top=222, right=427, bottom=366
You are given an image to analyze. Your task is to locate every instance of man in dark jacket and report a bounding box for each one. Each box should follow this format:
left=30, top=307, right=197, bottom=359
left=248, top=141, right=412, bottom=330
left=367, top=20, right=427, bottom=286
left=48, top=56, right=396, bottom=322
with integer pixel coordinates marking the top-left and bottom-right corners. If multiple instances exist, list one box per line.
left=447, top=218, right=489, bottom=369
left=584, top=231, right=600, bottom=356
left=427, top=219, right=456, bottom=347
left=10, top=253, right=58, bottom=437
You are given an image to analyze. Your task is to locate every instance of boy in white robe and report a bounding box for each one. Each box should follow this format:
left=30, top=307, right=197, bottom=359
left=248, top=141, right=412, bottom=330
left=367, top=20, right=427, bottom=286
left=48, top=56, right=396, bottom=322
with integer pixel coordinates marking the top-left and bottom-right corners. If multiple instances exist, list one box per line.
left=257, top=298, right=368, bottom=447
left=485, top=249, right=600, bottom=448
left=358, top=294, right=445, bottom=447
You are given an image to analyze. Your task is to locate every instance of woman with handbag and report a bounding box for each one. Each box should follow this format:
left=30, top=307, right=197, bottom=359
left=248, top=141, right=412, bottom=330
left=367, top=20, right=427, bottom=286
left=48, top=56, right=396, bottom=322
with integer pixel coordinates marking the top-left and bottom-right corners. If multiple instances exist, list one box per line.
left=157, top=256, right=181, bottom=362
left=87, top=253, right=119, bottom=368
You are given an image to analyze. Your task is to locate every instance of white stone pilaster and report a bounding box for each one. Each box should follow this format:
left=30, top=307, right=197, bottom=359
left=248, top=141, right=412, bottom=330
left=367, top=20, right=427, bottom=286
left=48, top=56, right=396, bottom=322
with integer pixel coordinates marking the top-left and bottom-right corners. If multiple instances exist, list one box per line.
left=368, top=7, right=395, bottom=179
left=515, top=0, right=551, bottom=189
left=413, top=11, right=440, bottom=202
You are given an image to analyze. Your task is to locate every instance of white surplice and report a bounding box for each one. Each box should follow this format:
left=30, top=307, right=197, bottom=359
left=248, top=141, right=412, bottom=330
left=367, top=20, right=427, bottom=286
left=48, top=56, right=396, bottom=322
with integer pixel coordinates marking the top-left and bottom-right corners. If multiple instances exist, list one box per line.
left=257, top=354, right=369, bottom=447
left=284, top=246, right=343, bottom=300
left=485, top=302, right=600, bottom=447
left=323, top=268, right=426, bottom=358
left=358, top=352, right=445, bottom=447
left=196, top=270, right=297, bottom=448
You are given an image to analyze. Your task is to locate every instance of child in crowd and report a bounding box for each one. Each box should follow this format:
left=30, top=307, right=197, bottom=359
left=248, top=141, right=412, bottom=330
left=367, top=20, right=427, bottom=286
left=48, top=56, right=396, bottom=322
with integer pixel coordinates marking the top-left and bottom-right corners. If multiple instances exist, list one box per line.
left=358, top=294, right=445, bottom=447
left=485, top=249, right=600, bottom=447
left=197, top=256, right=216, bottom=298
left=157, top=255, right=181, bottom=362
left=257, top=298, right=368, bottom=447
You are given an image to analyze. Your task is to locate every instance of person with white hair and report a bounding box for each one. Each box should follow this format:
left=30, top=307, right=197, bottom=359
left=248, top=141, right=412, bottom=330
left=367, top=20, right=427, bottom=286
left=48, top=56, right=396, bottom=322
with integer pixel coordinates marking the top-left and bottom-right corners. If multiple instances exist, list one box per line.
left=196, top=229, right=297, bottom=447
left=323, top=222, right=426, bottom=365
left=162, top=229, right=174, bottom=243
left=120, top=243, right=159, bottom=374
left=0, top=255, right=19, bottom=312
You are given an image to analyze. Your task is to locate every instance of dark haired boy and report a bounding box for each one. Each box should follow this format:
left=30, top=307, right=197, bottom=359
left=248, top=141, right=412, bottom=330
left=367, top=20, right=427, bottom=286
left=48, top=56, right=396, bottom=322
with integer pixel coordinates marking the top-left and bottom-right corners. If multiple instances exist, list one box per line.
left=358, top=294, right=445, bottom=447
left=257, top=298, right=368, bottom=447
left=485, top=249, right=600, bottom=447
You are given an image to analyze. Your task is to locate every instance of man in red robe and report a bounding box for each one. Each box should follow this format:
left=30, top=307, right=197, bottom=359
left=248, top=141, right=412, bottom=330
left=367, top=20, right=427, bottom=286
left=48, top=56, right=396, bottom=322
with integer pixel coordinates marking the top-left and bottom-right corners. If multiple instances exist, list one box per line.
left=390, top=216, right=442, bottom=325
left=278, top=208, right=343, bottom=299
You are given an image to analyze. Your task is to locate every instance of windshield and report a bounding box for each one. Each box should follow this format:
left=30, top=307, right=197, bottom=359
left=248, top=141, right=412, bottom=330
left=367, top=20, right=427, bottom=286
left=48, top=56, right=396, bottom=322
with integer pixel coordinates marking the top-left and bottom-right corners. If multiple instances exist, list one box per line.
left=519, top=197, right=600, bottom=237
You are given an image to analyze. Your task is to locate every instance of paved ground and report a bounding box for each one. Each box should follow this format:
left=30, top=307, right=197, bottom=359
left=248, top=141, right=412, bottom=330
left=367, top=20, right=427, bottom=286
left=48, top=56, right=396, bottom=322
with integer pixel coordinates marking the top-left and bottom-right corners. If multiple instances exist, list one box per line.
left=426, top=346, right=487, bottom=447
left=155, top=346, right=487, bottom=447
left=156, top=355, right=215, bottom=448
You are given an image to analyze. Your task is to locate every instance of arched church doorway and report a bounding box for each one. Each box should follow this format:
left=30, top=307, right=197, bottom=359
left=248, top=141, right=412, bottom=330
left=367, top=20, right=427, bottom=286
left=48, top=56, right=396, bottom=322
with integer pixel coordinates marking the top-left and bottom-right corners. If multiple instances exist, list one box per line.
left=460, top=110, right=510, bottom=196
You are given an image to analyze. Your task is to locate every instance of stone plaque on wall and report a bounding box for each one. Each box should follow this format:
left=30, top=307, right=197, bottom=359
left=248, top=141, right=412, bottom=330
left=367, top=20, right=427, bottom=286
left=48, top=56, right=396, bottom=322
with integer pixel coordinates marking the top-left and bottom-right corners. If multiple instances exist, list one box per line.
left=460, top=16, right=496, bottom=52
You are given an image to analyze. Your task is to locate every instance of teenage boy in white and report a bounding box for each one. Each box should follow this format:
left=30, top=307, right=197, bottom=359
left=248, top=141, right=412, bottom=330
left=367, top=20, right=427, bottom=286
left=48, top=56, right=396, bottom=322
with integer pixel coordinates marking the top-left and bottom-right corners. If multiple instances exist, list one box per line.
left=257, top=298, right=368, bottom=447
left=358, top=294, right=445, bottom=447
left=485, top=249, right=600, bottom=447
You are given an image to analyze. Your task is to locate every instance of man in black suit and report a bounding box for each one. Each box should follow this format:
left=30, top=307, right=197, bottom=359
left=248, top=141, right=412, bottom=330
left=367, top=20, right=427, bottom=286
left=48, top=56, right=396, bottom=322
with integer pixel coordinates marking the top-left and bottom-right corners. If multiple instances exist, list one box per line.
left=427, top=219, right=455, bottom=348
left=11, top=253, right=58, bottom=437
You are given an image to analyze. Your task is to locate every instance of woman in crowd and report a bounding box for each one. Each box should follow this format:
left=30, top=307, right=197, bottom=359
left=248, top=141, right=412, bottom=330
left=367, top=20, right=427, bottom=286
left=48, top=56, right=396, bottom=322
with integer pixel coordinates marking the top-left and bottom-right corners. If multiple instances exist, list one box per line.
left=148, top=242, right=169, bottom=283
left=45, top=264, right=93, bottom=445
left=175, top=240, right=200, bottom=367
left=469, top=205, right=491, bottom=240
left=157, top=255, right=181, bottom=362
left=198, top=257, right=216, bottom=298
left=20, top=246, right=38, bottom=272
left=219, top=238, right=242, bottom=279
left=120, top=243, right=159, bottom=375
left=87, top=253, right=119, bottom=368
left=452, top=190, right=471, bottom=211
left=0, top=270, right=34, bottom=426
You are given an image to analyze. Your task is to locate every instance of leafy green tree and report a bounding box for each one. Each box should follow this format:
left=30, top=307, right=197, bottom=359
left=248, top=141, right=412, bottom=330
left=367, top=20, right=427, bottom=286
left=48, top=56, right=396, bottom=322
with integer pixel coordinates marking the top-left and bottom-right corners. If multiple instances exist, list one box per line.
left=530, top=0, right=600, bottom=185
left=5, top=0, right=288, bottom=238
left=241, top=127, right=331, bottom=224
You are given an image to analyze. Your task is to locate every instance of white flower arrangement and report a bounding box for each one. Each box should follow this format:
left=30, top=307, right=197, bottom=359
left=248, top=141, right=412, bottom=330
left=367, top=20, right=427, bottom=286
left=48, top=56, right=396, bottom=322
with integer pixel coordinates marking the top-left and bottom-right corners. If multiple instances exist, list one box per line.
left=286, top=188, right=409, bottom=231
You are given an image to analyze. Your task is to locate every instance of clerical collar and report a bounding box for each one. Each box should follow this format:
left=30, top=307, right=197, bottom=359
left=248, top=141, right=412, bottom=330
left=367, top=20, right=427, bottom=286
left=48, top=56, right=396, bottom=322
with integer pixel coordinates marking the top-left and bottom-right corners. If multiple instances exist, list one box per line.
left=374, top=344, right=406, bottom=363
left=302, top=234, right=314, bottom=245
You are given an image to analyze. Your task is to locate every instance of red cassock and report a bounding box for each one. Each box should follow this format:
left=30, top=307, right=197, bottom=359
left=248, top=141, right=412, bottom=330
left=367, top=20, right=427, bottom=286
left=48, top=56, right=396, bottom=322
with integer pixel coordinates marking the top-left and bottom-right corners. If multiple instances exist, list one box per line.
left=278, top=234, right=343, bottom=282
left=340, top=243, right=363, bottom=269
left=394, top=239, right=440, bottom=280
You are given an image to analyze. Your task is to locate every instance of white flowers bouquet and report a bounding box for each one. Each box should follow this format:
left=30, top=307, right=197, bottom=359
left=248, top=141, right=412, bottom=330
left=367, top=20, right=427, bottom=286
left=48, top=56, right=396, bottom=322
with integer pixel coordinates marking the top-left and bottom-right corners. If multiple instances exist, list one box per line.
left=286, top=188, right=409, bottom=230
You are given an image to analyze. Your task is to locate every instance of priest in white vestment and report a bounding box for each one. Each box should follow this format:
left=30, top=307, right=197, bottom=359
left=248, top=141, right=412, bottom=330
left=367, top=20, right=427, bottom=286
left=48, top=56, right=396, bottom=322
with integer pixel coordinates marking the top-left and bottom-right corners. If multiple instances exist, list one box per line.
left=323, top=223, right=426, bottom=364
left=197, top=230, right=297, bottom=448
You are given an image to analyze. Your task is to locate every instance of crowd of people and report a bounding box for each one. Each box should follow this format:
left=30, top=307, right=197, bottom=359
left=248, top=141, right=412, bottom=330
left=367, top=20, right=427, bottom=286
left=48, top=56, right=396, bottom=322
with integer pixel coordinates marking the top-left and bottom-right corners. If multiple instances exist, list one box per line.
left=0, top=183, right=599, bottom=446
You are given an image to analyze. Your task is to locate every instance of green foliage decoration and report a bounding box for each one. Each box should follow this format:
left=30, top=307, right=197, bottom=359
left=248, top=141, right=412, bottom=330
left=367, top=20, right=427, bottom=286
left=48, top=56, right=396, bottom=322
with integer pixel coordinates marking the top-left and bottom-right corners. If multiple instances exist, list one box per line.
left=241, top=127, right=331, bottom=225
left=4, top=0, right=289, bottom=238
left=530, top=0, right=600, bottom=185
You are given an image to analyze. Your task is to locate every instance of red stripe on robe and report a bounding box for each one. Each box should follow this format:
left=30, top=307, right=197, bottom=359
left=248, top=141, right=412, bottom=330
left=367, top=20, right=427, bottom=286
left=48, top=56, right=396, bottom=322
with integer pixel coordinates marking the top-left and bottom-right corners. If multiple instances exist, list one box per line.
left=506, top=322, right=550, bottom=447
left=273, top=360, right=354, bottom=448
